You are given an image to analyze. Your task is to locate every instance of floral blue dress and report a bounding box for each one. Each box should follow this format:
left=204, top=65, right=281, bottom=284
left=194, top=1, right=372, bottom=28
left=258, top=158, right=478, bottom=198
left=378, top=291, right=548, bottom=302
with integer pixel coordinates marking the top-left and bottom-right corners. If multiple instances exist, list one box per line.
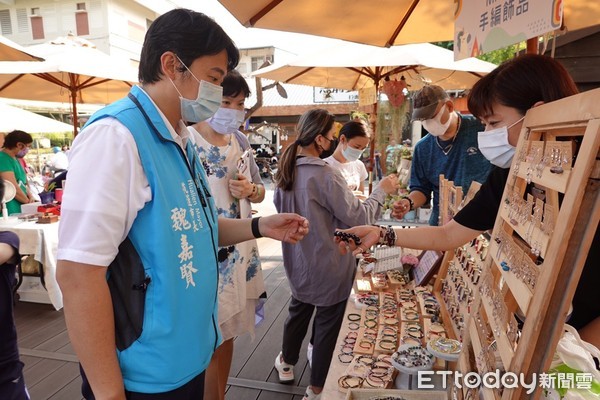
left=189, top=127, right=265, bottom=340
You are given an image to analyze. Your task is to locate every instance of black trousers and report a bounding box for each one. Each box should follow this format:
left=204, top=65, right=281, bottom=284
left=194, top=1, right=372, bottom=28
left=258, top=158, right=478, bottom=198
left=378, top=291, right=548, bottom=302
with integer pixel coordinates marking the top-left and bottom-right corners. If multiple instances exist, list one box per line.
left=282, top=297, right=346, bottom=387
left=0, top=361, right=29, bottom=400
left=80, top=365, right=205, bottom=400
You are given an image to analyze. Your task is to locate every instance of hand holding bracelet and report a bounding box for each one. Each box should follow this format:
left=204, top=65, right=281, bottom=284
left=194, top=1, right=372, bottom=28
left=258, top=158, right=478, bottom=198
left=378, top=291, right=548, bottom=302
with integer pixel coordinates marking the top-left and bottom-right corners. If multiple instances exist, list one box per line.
left=377, top=225, right=397, bottom=247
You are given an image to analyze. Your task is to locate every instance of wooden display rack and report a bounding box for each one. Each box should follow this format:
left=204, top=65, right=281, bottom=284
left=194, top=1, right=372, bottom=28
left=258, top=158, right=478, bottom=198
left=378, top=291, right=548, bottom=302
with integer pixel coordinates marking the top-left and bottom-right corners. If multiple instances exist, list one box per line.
left=434, top=178, right=484, bottom=342
left=448, top=88, right=600, bottom=400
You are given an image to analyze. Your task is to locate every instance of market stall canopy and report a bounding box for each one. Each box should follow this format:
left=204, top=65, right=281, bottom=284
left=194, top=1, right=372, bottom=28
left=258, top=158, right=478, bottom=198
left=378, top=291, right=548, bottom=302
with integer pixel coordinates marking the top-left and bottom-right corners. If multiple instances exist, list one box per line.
left=218, top=0, right=600, bottom=47
left=0, top=35, right=43, bottom=61
left=252, top=42, right=497, bottom=91
left=0, top=102, right=72, bottom=133
left=0, top=34, right=138, bottom=135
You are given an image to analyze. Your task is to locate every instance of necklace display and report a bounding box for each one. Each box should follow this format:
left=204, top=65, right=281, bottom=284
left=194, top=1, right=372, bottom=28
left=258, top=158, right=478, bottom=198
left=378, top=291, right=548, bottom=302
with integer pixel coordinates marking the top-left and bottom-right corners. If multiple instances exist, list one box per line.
left=435, top=114, right=461, bottom=156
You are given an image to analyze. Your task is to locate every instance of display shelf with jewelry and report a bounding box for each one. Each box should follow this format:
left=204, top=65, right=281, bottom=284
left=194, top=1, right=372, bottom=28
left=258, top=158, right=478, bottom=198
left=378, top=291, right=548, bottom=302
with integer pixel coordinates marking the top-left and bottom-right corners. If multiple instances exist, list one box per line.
left=513, top=139, right=574, bottom=192
left=498, top=186, right=556, bottom=260
left=433, top=176, right=485, bottom=342
left=478, top=286, right=516, bottom=369
left=454, top=90, right=600, bottom=400
left=467, top=312, right=502, bottom=400
left=489, top=228, right=536, bottom=313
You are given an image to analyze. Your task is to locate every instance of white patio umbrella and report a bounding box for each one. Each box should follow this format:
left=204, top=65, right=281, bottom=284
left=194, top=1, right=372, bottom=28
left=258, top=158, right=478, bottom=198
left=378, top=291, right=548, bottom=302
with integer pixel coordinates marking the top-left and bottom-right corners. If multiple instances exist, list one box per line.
left=0, top=34, right=138, bottom=135
left=252, top=41, right=497, bottom=190
left=252, top=42, right=496, bottom=91
left=0, top=102, right=73, bottom=133
left=0, top=35, right=43, bottom=61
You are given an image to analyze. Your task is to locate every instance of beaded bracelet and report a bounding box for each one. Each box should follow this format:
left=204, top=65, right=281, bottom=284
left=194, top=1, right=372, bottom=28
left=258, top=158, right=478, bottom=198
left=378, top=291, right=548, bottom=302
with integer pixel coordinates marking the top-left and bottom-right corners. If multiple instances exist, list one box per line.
left=364, top=319, right=378, bottom=329
left=377, top=225, right=397, bottom=247
left=338, top=375, right=363, bottom=389
left=249, top=183, right=258, bottom=198
left=356, top=355, right=375, bottom=365
left=348, top=321, right=360, bottom=331
left=401, top=335, right=421, bottom=346
left=379, top=339, right=397, bottom=351
left=338, top=352, right=354, bottom=363
left=340, top=345, right=354, bottom=355
left=403, top=310, right=420, bottom=321
left=347, top=313, right=361, bottom=321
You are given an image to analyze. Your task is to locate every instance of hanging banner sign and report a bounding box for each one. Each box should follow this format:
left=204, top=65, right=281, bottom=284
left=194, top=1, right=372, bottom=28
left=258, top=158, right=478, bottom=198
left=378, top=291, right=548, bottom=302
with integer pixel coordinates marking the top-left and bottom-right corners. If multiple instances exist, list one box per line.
left=454, top=0, right=563, bottom=60
left=358, top=86, right=377, bottom=107
left=313, top=87, right=358, bottom=103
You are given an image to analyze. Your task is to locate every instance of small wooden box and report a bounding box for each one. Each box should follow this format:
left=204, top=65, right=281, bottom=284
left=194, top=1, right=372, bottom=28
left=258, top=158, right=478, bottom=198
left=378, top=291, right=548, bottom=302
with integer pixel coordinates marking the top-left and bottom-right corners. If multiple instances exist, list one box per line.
left=345, top=388, right=447, bottom=400
left=37, top=213, right=59, bottom=224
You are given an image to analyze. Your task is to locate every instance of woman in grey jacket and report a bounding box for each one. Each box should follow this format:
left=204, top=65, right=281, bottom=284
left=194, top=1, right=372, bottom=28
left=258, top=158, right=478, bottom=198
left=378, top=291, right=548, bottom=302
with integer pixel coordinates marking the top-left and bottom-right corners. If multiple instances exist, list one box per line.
left=273, top=109, right=399, bottom=399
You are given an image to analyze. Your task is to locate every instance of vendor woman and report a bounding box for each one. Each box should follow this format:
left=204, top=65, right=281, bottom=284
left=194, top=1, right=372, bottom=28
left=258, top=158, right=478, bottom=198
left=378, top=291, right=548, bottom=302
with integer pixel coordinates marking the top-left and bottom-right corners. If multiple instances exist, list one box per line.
left=334, top=54, right=599, bottom=347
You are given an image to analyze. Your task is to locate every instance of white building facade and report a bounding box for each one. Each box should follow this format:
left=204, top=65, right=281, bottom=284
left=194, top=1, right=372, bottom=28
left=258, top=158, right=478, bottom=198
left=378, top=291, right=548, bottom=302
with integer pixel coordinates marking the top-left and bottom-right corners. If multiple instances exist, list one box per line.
left=0, top=0, right=181, bottom=62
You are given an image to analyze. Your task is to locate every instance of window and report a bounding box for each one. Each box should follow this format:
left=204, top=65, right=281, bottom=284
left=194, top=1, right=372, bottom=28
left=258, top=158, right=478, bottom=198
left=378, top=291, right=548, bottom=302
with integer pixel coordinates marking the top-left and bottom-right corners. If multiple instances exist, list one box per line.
left=251, top=56, right=266, bottom=72
left=31, top=7, right=40, bottom=16
left=251, top=55, right=274, bottom=71
left=0, top=9, right=12, bottom=35
left=76, top=3, right=86, bottom=11
left=16, top=8, right=29, bottom=33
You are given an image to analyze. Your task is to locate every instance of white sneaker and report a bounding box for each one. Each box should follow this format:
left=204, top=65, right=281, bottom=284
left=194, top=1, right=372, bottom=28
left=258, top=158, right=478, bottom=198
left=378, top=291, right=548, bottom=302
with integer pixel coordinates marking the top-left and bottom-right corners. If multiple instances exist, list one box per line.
left=274, top=352, right=295, bottom=383
left=307, top=342, right=313, bottom=369
left=303, top=386, right=321, bottom=400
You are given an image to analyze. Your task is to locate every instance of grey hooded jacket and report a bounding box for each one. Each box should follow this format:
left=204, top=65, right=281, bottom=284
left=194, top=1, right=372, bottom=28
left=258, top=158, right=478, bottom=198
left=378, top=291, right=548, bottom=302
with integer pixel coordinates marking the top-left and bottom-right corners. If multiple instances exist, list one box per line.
left=274, top=156, right=386, bottom=306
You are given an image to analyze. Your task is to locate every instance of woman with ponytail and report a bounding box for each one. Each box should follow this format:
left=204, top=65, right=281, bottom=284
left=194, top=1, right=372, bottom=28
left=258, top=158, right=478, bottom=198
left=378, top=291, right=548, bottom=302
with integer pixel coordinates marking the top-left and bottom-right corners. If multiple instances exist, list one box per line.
left=273, top=109, right=399, bottom=400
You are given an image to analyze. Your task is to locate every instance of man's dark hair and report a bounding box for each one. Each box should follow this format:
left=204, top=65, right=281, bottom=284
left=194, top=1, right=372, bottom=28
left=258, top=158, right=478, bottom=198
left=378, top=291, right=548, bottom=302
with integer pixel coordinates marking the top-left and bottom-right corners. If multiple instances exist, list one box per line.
left=222, top=69, right=251, bottom=98
left=138, top=9, right=239, bottom=84
left=4, top=130, right=33, bottom=149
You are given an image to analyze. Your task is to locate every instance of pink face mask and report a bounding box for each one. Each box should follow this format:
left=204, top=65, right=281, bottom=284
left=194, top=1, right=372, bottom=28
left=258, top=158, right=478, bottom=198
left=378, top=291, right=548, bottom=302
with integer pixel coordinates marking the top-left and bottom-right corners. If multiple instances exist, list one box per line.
left=16, top=147, right=29, bottom=158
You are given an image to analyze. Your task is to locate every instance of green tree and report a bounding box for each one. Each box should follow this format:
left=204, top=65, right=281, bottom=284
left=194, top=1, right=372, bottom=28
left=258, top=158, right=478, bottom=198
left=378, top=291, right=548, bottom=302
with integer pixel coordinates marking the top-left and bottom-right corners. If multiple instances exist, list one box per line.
left=432, top=40, right=524, bottom=65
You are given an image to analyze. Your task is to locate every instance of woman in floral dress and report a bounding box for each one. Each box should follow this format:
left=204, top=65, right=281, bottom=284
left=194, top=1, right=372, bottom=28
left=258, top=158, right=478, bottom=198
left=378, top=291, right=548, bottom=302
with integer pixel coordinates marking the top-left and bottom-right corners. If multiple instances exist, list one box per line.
left=188, top=70, right=266, bottom=400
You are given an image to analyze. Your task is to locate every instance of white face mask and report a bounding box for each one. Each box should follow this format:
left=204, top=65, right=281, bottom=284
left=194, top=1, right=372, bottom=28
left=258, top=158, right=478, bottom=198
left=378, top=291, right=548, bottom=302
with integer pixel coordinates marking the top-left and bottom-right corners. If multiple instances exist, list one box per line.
left=169, top=56, right=223, bottom=123
left=208, top=107, right=246, bottom=135
left=477, top=116, right=524, bottom=168
left=341, top=141, right=363, bottom=162
left=422, top=104, right=454, bottom=137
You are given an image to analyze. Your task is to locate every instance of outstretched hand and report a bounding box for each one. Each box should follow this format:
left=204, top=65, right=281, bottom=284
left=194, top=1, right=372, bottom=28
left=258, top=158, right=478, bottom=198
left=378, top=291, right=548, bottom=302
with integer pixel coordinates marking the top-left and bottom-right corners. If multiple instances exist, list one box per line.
left=260, top=214, right=309, bottom=244
left=334, top=225, right=380, bottom=256
left=391, top=198, right=411, bottom=219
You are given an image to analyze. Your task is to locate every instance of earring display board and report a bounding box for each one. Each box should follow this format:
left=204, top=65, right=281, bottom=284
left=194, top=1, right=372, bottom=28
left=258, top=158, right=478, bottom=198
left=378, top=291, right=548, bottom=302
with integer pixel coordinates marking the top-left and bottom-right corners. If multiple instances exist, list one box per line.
left=438, top=175, right=463, bottom=226
left=433, top=179, right=485, bottom=342
left=451, top=88, right=600, bottom=400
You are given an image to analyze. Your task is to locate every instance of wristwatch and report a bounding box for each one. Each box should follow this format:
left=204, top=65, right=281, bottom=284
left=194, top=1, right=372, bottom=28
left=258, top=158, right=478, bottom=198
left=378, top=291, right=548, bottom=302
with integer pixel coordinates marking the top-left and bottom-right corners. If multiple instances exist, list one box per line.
left=400, top=195, right=414, bottom=211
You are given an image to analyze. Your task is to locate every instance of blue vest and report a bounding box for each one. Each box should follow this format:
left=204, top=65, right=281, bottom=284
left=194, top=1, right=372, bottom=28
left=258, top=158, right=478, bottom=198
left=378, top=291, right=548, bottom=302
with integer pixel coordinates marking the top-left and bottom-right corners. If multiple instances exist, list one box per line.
left=85, top=86, right=220, bottom=393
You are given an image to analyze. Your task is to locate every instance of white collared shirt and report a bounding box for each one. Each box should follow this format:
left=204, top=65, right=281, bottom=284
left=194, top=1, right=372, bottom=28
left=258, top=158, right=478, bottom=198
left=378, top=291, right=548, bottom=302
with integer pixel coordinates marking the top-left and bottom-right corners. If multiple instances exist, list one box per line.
left=58, top=86, right=190, bottom=266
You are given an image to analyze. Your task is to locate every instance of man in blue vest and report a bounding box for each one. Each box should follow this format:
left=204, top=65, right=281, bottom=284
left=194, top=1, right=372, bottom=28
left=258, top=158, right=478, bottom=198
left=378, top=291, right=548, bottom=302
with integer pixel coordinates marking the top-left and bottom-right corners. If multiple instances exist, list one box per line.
left=56, top=9, right=308, bottom=400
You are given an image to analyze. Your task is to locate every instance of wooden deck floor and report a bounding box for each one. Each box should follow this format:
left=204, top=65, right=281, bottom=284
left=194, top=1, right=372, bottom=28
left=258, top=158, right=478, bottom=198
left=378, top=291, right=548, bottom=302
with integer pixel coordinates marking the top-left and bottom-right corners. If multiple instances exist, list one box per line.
left=15, top=236, right=311, bottom=400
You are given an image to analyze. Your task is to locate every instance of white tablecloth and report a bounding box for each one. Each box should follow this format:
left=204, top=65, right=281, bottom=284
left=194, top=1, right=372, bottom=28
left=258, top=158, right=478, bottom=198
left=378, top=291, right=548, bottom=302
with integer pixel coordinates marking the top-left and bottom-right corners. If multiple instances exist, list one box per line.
left=4, top=220, right=62, bottom=310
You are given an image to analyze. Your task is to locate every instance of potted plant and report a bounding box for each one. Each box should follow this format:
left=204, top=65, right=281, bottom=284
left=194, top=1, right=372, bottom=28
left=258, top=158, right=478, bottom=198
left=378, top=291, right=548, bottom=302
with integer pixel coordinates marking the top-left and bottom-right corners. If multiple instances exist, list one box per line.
left=39, top=182, right=56, bottom=204
left=398, top=147, right=412, bottom=171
